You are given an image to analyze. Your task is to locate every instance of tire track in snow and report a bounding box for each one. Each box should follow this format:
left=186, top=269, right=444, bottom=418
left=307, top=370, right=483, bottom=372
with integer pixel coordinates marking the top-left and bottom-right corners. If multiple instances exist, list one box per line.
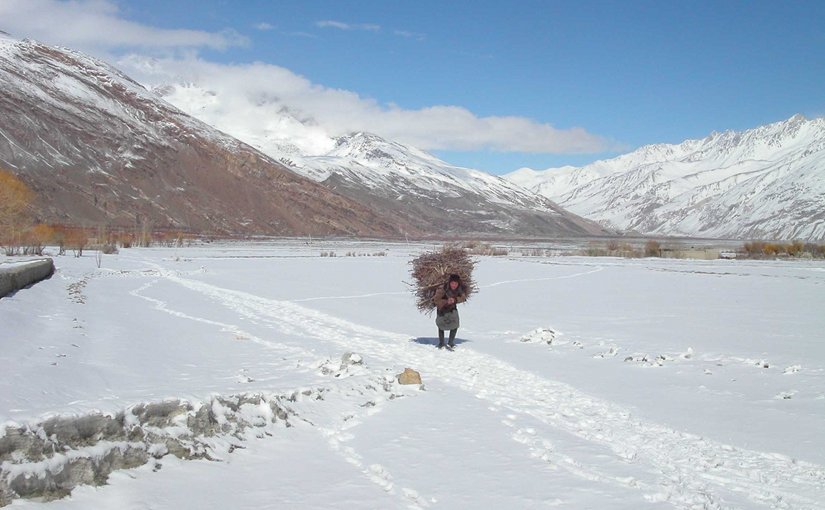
left=155, top=267, right=825, bottom=509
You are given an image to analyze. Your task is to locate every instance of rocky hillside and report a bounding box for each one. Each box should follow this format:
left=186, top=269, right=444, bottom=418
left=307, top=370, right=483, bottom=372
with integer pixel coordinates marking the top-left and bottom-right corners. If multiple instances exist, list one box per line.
left=147, top=80, right=610, bottom=238
left=296, top=132, right=607, bottom=237
left=0, top=34, right=412, bottom=237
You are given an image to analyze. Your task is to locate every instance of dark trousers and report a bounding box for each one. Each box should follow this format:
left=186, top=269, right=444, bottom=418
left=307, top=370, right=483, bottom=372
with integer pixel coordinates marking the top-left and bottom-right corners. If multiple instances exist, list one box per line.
left=438, top=328, right=457, bottom=346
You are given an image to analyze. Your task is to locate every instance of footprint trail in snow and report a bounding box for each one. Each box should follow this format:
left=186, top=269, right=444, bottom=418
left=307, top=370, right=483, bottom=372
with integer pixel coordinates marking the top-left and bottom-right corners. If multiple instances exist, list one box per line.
left=140, top=262, right=825, bottom=509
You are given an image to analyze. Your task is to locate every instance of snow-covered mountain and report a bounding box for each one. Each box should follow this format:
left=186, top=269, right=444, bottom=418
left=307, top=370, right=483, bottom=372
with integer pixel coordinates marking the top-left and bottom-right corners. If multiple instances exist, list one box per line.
left=0, top=34, right=411, bottom=237
left=506, top=116, right=825, bottom=241
left=148, top=81, right=609, bottom=238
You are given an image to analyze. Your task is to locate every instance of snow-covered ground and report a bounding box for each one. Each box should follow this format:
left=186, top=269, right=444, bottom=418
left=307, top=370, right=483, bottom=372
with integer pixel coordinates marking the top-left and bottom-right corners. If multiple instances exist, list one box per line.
left=1, top=241, right=824, bottom=509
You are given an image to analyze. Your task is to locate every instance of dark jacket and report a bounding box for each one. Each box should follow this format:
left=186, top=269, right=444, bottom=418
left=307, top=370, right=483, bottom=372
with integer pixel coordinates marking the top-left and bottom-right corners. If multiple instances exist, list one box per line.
left=433, top=284, right=467, bottom=315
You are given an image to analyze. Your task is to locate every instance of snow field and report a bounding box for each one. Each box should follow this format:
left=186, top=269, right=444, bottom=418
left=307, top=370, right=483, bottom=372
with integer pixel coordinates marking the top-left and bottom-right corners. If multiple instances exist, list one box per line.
left=1, top=242, right=824, bottom=508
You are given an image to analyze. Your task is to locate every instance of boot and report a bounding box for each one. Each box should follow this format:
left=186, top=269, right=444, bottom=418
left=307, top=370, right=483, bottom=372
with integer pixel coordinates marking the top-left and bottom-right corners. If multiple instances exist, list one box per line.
left=438, top=329, right=445, bottom=349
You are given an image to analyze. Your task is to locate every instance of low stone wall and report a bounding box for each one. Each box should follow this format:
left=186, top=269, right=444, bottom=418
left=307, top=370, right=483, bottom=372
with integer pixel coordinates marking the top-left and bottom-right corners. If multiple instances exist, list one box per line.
left=0, top=259, right=55, bottom=298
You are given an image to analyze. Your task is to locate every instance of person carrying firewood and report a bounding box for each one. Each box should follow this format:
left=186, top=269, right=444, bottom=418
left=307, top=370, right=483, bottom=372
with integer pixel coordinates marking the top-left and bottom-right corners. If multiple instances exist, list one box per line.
left=432, top=273, right=466, bottom=350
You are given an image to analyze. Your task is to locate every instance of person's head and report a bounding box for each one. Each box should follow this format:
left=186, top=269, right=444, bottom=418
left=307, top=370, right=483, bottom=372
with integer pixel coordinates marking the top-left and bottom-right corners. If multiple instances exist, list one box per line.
left=448, top=273, right=460, bottom=290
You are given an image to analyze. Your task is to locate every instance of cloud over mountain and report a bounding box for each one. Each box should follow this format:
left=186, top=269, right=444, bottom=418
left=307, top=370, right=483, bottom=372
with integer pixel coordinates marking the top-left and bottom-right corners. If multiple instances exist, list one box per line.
left=0, top=0, right=613, bottom=158
left=119, top=55, right=613, bottom=155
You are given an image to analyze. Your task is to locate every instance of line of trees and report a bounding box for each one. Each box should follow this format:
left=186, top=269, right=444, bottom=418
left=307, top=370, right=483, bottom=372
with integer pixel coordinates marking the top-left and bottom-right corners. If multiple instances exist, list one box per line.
left=741, top=240, right=825, bottom=259
left=1, top=168, right=192, bottom=256
left=0, top=168, right=93, bottom=256
left=581, top=240, right=825, bottom=259
left=4, top=167, right=824, bottom=260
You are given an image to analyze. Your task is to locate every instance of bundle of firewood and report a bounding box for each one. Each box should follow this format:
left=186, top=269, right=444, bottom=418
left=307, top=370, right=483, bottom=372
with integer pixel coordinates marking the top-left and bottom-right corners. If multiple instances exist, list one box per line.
left=409, top=245, right=477, bottom=314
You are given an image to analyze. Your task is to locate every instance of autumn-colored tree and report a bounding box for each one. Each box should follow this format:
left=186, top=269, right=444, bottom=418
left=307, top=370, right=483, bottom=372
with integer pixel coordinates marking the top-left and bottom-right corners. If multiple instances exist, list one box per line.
left=743, top=241, right=765, bottom=257
left=787, top=240, right=805, bottom=257
left=0, top=169, right=34, bottom=248
left=115, top=231, right=134, bottom=248
left=24, top=224, right=55, bottom=256
left=66, top=228, right=89, bottom=257
left=52, top=225, right=68, bottom=255
left=763, top=243, right=784, bottom=257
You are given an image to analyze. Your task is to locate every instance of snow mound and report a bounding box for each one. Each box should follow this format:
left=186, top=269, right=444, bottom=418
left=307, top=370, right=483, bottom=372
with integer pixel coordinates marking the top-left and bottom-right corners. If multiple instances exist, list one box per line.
left=0, top=374, right=406, bottom=506
left=519, top=328, right=559, bottom=345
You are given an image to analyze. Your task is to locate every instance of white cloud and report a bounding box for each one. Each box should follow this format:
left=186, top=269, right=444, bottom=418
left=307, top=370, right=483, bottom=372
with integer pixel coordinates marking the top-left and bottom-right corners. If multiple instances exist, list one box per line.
left=119, top=56, right=612, bottom=155
left=316, top=20, right=381, bottom=32
left=394, top=30, right=426, bottom=41
left=254, top=23, right=274, bottom=31
left=0, top=0, right=248, bottom=55
left=0, top=0, right=612, bottom=155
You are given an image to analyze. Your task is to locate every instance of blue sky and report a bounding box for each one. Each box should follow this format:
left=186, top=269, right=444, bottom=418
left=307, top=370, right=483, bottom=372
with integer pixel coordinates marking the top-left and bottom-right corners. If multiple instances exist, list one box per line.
left=2, top=0, right=824, bottom=174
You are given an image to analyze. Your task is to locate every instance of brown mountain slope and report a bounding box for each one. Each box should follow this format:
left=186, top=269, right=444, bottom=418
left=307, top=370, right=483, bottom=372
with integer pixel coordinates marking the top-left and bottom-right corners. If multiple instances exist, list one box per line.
left=0, top=36, right=415, bottom=237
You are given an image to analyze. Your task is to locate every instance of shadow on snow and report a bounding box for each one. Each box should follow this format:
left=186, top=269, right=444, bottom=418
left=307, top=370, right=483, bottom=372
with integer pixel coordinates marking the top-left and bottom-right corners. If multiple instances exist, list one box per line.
left=411, top=336, right=471, bottom=347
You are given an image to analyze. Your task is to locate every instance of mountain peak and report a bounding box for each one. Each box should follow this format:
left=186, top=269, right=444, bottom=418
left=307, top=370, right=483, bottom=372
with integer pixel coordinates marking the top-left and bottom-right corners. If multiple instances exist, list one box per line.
left=335, top=131, right=389, bottom=149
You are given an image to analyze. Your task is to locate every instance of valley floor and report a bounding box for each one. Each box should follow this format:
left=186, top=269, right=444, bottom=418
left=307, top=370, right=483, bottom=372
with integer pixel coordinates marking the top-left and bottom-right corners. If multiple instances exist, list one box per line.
left=1, top=241, right=824, bottom=509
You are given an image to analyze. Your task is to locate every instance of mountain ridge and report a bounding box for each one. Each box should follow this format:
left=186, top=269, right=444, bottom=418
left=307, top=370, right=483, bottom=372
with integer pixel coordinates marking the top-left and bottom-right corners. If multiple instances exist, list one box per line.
left=0, top=36, right=608, bottom=239
left=0, top=35, right=416, bottom=237
left=505, top=115, right=825, bottom=241
left=147, top=78, right=609, bottom=238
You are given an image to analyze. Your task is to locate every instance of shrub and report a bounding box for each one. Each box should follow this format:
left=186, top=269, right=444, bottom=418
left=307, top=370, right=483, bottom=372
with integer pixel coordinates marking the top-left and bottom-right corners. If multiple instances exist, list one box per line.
left=763, top=243, right=783, bottom=256
left=740, top=241, right=825, bottom=259
left=787, top=240, right=805, bottom=257
left=112, top=231, right=134, bottom=248
left=644, top=240, right=662, bottom=257
left=25, top=224, right=55, bottom=255
left=66, top=228, right=89, bottom=257
left=584, top=244, right=608, bottom=257
left=459, top=241, right=508, bottom=256
left=744, top=241, right=764, bottom=257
